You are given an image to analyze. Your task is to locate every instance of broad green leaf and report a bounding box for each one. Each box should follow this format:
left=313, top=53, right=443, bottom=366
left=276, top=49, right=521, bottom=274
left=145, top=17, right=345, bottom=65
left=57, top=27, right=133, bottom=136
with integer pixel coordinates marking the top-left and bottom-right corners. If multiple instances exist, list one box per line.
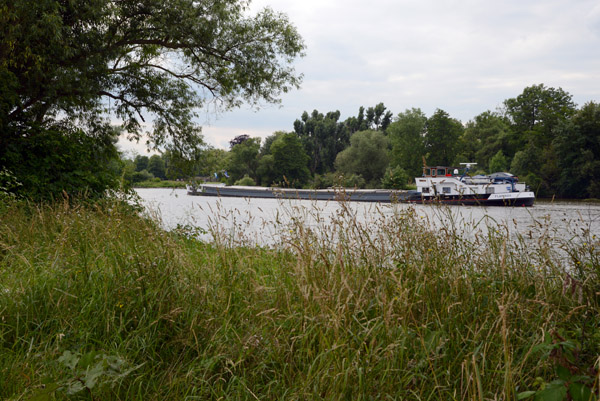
left=78, top=350, right=98, bottom=369
left=556, top=365, right=571, bottom=381
left=26, top=383, right=60, bottom=401
left=568, top=382, right=593, bottom=401
left=534, top=383, right=567, bottom=401
left=58, top=350, right=79, bottom=370
left=517, top=390, right=536, bottom=400
left=84, top=362, right=105, bottom=389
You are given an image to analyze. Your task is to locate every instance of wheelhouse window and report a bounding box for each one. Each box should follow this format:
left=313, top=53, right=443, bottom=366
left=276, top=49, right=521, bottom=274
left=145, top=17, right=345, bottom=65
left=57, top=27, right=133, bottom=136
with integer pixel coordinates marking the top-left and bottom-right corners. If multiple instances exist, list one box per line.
left=437, top=168, right=446, bottom=176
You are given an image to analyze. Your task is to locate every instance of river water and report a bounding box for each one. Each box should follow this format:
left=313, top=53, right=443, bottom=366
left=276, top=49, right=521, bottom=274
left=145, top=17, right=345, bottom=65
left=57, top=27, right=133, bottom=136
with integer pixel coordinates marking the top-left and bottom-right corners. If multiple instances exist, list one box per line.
left=135, top=188, right=600, bottom=248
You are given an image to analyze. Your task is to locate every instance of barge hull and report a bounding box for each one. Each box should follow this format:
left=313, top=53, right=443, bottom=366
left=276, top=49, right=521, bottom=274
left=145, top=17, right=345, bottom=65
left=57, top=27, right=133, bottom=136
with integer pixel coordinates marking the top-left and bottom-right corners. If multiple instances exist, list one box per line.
left=188, top=185, right=534, bottom=206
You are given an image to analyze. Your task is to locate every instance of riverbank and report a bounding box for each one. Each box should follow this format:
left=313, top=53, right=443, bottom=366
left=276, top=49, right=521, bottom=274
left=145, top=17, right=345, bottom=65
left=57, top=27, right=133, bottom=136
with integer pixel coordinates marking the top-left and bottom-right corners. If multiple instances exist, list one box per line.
left=133, top=179, right=187, bottom=188
left=1, top=198, right=598, bottom=400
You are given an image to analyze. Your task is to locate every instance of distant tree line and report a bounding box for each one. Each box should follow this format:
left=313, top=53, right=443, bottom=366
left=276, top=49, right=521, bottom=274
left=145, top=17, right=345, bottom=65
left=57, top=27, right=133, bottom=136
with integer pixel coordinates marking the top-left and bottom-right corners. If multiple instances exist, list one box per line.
left=192, top=85, right=598, bottom=199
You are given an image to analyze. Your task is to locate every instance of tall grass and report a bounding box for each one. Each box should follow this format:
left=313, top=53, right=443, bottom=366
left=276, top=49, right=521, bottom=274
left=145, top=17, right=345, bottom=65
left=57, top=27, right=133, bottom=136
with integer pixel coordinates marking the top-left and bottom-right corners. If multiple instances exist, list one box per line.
left=0, top=198, right=598, bottom=400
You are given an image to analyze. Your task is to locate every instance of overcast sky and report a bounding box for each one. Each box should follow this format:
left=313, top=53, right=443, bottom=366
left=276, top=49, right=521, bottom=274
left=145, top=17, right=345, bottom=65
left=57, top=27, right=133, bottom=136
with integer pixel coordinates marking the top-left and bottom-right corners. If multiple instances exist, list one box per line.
left=119, top=0, right=600, bottom=154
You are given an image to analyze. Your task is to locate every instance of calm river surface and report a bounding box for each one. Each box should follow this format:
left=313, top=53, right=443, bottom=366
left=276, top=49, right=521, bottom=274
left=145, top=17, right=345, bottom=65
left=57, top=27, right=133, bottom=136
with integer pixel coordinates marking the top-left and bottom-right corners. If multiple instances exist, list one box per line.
left=135, top=188, right=600, bottom=247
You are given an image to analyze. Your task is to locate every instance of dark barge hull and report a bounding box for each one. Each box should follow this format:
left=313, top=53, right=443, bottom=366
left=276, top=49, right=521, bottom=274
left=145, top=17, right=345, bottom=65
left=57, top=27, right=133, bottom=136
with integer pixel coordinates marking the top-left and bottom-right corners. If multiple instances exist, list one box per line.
left=188, top=185, right=535, bottom=206
left=187, top=185, right=413, bottom=203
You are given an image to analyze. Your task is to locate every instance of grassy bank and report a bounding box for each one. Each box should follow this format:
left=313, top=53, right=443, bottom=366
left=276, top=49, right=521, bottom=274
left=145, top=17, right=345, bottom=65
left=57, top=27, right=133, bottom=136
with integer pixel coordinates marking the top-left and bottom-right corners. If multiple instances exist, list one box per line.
left=1, top=199, right=599, bottom=400
left=133, top=180, right=187, bottom=188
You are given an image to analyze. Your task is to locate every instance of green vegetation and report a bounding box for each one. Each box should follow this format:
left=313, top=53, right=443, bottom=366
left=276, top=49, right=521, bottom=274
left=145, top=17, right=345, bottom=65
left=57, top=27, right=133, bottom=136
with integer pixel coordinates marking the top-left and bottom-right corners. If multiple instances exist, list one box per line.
left=208, top=86, right=599, bottom=196
left=1, top=198, right=599, bottom=400
left=133, top=179, right=187, bottom=189
left=0, top=0, right=305, bottom=201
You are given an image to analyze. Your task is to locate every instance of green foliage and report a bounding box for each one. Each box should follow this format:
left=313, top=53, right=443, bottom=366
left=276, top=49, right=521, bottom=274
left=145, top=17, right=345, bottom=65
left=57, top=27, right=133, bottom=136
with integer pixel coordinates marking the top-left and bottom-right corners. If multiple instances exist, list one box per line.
left=381, top=166, right=409, bottom=189
left=461, top=111, right=512, bottom=169
left=130, top=170, right=154, bottom=183
left=518, top=332, right=597, bottom=401
left=501, top=84, right=578, bottom=197
left=0, top=126, right=121, bottom=201
left=504, top=84, right=576, bottom=149
left=310, top=172, right=335, bottom=189
left=0, top=167, right=22, bottom=201
left=234, top=174, right=256, bottom=186
left=147, top=155, right=166, bottom=180
left=293, top=110, right=349, bottom=175
left=1, top=199, right=599, bottom=399
left=553, top=102, right=600, bottom=198
left=1, top=0, right=304, bottom=198
left=1, top=0, right=305, bottom=152
left=28, top=350, right=140, bottom=400
left=425, top=109, right=464, bottom=166
left=489, top=150, right=508, bottom=173
left=335, top=130, right=389, bottom=186
left=269, top=132, right=311, bottom=187
left=257, top=154, right=276, bottom=186
left=339, top=173, right=366, bottom=188
left=225, top=137, right=261, bottom=184
left=134, top=156, right=150, bottom=172
left=388, top=108, right=427, bottom=178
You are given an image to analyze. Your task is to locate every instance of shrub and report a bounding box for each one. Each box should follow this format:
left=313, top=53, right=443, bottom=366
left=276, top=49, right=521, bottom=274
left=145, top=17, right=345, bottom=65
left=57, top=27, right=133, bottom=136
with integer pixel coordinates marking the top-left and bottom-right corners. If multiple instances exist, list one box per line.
left=381, top=166, right=409, bottom=189
left=234, top=174, right=256, bottom=186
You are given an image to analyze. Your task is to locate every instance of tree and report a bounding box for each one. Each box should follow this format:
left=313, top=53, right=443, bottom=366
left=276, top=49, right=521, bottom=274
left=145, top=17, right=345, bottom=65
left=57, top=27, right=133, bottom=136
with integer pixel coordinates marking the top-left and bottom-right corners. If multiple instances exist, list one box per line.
left=553, top=102, right=600, bottom=198
left=424, top=109, right=463, bottom=166
left=134, top=155, right=150, bottom=172
left=387, top=108, right=427, bottom=178
left=225, top=137, right=261, bottom=183
left=147, top=155, right=166, bottom=179
left=502, top=84, right=577, bottom=196
left=270, top=133, right=310, bottom=187
left=460, top=111, right=512, bottom=169
left=335, top=130, right=389, bottom=187
left=0, top=0, right=305, bottom=199
left=0, top=127, right=121, bottom=200
left=257, top=131, right=285, bottom=185
left=504, top=84, right=576, bottom=149
left=488, top=150, right=508, bottom=173
left=293, top=110, right=349, bottom=175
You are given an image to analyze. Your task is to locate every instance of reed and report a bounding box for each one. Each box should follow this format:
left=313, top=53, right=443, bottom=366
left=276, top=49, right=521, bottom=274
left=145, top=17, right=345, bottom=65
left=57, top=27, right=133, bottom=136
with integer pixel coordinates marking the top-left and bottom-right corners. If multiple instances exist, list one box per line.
left=0, top=197, right=598, bottom=400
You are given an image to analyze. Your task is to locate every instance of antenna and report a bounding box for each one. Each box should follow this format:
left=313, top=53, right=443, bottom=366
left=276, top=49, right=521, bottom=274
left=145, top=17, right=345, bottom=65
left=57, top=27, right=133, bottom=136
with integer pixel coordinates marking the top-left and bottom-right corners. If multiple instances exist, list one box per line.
left=460, top=162, right=477, bottom=170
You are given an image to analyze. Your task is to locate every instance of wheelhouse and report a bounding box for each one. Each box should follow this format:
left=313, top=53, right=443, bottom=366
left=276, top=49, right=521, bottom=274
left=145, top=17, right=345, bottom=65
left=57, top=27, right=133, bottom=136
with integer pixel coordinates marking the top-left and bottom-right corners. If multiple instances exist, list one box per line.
left=422, top=166, right=459, bottom=177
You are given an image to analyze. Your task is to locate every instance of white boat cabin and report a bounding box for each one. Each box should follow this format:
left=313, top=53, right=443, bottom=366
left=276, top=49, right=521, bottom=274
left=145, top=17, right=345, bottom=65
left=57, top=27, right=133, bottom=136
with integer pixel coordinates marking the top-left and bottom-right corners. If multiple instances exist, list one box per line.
left=415, top=166, right=528, bottom=198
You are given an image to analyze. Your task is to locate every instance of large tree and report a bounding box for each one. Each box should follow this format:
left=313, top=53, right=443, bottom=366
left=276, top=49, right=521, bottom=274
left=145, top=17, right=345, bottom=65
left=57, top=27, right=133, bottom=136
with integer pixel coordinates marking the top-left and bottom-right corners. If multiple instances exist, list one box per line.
left=293, top=109, right=349, bottom=175
left=503, top=84, right=576, bottom=149
left=270, top=133, right=310, bottom=187
left=503, top=84, right=577, bottom=196
left=335, top=130, right=389, bottom=186
left=424, top=109, right=463, bottom=166
left=460, top=111, right=512, bottom=171
left=225, top=137, right=261, bottom=183
left=0, top=0, right=304, bottom=198
left=387, top=108, right=427, bottom=178
left=553, top=102, right=600, bottom=198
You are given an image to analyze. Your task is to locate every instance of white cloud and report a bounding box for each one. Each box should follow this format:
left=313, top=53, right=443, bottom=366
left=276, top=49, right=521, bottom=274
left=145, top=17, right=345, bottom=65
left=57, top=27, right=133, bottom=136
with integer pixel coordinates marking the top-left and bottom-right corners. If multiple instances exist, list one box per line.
left=151, top=0, right=600, bottom=147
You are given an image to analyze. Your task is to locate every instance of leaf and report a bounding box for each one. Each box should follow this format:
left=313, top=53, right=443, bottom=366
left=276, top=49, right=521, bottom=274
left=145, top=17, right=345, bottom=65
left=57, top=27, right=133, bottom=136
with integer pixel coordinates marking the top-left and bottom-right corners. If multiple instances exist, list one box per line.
left=58, top=350, right=79, bottom=370
left=26, top=383, right=60, bottom=401
left=78, top=350, right=98, bottom=369
left=65, top=380, right=85, bottom=395
left=534, top=382, right=567, bottom=401
left=84, top=362, right=106, bottom=389
left=556, top=365, right=571, bottom=381
left=568, top=382, right=593, bottom=401
left=517, top=390, right=536, bottom=400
